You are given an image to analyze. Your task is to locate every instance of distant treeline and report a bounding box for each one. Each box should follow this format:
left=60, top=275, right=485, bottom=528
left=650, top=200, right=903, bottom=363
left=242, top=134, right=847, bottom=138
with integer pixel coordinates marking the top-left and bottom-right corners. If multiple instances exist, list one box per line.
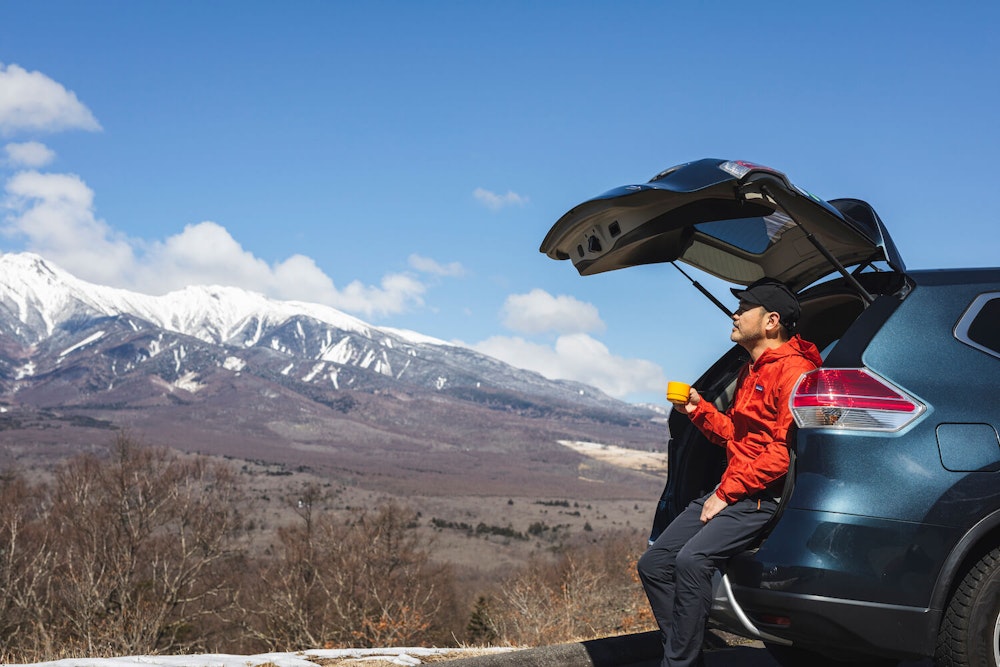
left=0, top=434, right=652, bottom=663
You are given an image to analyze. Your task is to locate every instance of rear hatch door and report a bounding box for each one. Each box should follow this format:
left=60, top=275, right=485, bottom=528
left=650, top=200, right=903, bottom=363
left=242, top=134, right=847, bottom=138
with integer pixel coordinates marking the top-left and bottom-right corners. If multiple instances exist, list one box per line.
left=540, top=158, right=905, bottom=291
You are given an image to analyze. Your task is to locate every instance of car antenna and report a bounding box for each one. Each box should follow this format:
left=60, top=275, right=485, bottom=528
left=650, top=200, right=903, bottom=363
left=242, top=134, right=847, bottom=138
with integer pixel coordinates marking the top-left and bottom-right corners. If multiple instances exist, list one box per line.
left=670, top=262, right=733, bottom=318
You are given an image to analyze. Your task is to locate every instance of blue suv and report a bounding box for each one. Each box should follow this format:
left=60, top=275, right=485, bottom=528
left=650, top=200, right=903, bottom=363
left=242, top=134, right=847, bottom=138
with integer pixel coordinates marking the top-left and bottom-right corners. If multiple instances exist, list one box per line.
left=541, top=159, right=1000, bottom=666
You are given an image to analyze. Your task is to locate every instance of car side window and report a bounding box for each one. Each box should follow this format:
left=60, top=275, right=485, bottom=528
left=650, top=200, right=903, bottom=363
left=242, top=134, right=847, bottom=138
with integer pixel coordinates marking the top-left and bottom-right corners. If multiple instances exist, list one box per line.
left=954, top=292, right=1000, bottom=359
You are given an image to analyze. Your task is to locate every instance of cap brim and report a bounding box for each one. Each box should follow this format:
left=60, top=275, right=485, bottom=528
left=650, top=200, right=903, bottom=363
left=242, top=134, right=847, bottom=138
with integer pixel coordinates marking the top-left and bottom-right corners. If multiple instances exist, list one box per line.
left=731, top=287, right=763, bottom=306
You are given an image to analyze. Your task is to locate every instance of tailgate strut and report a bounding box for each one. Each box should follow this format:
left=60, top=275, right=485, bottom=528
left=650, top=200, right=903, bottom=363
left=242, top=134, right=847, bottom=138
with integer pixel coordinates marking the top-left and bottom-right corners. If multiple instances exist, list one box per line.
left=760, top=185, right=876, bottom=305
left=671, top=261, right=733, bottom=318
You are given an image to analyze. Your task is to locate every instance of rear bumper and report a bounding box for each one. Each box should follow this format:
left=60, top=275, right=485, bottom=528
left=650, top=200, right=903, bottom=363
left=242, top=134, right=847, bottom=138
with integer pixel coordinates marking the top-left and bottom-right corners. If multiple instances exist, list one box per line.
left=709, top=570, right=939, bottom=658
left=730, top=585, right=940, bottom=659
left=708, top=505, right=954, bottom=659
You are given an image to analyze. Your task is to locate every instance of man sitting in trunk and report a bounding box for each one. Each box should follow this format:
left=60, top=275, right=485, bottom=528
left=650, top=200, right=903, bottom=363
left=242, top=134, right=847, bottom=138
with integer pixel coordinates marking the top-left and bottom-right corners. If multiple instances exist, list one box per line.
left=638, top=277, right=822, bottom=667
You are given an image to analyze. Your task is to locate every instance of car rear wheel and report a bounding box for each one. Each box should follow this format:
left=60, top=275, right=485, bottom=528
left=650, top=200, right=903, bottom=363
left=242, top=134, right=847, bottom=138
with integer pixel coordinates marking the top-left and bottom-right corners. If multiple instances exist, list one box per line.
left=937, top=546, right=1000, bottom=667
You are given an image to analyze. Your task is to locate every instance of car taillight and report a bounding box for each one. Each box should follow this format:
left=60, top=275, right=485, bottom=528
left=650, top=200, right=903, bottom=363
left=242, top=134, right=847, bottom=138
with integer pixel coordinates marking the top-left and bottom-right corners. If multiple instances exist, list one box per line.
left=791, top=368, right=926, bottom=432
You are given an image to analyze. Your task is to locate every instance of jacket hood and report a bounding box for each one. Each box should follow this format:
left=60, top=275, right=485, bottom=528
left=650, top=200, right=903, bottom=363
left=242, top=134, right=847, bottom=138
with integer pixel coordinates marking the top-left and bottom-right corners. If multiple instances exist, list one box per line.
left=754, top=334, right=823, bottom=371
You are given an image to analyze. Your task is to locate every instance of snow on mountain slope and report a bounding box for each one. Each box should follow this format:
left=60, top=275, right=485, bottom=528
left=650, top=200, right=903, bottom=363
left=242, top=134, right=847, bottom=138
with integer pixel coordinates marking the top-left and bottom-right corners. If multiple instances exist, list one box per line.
left=0, top=252, right=392, bottom=344
left=0, top=252, right=644, bottom=414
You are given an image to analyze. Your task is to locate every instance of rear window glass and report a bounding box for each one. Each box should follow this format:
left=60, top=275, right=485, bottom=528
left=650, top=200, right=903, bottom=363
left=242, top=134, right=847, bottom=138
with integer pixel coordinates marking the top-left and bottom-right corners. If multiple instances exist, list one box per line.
left=955, top=293, right=1000, bottom=359
left=697, top=212, right=795, bottom=254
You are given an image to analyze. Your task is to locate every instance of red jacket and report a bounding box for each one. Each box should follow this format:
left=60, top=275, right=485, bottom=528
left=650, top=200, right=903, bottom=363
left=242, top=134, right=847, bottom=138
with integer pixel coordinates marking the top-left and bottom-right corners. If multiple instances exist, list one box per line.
left=689, top=334, right=822, bottom=504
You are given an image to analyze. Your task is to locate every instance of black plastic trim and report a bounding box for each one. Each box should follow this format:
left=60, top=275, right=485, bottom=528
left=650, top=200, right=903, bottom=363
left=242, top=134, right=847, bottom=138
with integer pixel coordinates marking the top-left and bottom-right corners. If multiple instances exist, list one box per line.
left=953, top=291, right=1000, bottom=361
left=733, top=586, right=940, bottom=659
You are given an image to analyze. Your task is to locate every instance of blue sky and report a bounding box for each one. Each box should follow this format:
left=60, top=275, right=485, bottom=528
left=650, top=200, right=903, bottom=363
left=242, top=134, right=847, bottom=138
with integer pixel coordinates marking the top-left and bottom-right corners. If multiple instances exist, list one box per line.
left=1, top=1, right=998, bottom=404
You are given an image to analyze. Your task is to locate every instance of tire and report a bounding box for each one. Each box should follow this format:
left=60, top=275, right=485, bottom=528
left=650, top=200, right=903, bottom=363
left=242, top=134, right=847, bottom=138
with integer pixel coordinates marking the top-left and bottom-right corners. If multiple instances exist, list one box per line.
left=937, top=546, right=1000, bottom=667
left=764, top=643, right=897, bottom=667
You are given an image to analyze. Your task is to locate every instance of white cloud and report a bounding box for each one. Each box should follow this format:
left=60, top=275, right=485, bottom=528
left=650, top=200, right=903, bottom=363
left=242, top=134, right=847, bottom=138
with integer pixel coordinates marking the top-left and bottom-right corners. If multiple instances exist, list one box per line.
left=140, top=224, right=428, bottom=318
left=502, top=288, right=604, bottom=335
left=4, top=141, right=55, bottom=168
left=2, top=170, right=135, bottom=285
left=135, top=221, right=276, bottom=295
left=0, top=63, right=101, bottom=136
left=472, top=332, right=666, bottom=399
left=334, top=272, right=426, bottom=317
left=1, top=171, right=429, bottom=319
left=474, top=289, right=664, bottom=399
left=473, top=187, right=527, bottom=211
left=408, top=253, right=465, bottom=277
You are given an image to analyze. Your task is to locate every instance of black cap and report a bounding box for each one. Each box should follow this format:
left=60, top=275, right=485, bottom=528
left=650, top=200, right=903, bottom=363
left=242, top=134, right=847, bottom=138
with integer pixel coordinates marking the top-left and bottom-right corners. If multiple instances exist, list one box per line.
left=731, top=278, right=800, bottom=331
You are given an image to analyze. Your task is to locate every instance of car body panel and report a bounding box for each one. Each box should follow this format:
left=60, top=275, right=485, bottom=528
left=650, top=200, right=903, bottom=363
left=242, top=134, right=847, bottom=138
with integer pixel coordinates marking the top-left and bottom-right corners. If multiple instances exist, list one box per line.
left=730, top=508, right=960, bottom=607
left=790, top=272, right=1000, bottom=521
left=723, top=269, right=1000, bottom=657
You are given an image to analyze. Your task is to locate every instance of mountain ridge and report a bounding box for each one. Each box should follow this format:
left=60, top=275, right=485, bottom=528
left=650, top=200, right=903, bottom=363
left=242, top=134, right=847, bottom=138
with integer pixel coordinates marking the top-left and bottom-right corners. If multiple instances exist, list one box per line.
left=0, top=251, right=639, bottom=409
left=0, top=252, right=666, bottom=499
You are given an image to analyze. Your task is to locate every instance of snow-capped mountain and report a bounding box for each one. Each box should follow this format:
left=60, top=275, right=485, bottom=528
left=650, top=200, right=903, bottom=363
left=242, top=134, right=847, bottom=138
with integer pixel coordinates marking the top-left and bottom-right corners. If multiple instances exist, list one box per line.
left=0, top=253, right=662, bottom=493
left=0, top=252, right=630, bottom=406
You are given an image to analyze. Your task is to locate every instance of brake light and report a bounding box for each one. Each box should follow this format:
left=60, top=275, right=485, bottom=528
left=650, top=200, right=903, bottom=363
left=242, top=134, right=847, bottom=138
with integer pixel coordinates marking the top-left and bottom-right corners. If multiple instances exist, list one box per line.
left=719, top=160, right=778, bottom=179
left=791, top=368, right=926, bottom=432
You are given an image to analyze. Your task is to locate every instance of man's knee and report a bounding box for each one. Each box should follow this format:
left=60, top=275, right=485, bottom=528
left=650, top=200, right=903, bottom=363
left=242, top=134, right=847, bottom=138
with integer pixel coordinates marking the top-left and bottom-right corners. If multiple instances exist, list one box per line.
left=637, top=548, right=655, bottom=582
left=637, top=546, right=672, bottom=583
left=675, top=546, right=715, bottom=579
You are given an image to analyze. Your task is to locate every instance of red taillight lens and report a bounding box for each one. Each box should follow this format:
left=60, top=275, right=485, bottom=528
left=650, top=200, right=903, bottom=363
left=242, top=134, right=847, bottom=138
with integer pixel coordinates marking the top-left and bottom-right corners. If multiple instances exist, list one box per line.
left=791, top=368, right=926, bottom=432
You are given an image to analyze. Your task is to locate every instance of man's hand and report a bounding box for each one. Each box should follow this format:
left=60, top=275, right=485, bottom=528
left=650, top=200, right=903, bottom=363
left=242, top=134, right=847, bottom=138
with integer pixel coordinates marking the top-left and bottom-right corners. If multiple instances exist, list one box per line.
left=700, top=493, right=728, bottom=523
left=678, top=387, right=703, bottom=415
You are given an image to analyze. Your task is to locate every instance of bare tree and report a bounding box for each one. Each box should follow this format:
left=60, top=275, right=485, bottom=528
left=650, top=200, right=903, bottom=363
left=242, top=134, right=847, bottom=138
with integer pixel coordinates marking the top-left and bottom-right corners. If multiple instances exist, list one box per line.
left=481, top=530, right=654, bottom=646
left=239, top=498, right=455, bottom=650
left=2, top=436, right=658, bottom=661
left=0, top=471, right=56, bottom=659
left=42, top=433, right=249, bottom=657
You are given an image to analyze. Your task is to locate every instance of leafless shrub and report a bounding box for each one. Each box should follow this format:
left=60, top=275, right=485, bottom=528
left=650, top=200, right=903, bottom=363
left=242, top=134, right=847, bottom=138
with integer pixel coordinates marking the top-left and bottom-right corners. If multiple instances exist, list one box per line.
left=476, top=530, right=654, bottom=646
left=238, top=498, right=457, bottom=651
left=0, top=433, right=250, bottom=661
left=1, top=435, right=653, bottom=662
left=0, top=470, right=53, bottom=660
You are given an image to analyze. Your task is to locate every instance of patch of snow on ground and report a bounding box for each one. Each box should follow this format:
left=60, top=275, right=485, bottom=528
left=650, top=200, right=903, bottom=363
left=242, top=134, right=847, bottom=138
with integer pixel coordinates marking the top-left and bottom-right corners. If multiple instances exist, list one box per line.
left=558, top=439, right=667, bottom=474
left=223, top=356, right=246, bottom=372
left=303, top=362, right=325, bottom=382
left=59, top=330, right=105, bottom=358
left=148, top=336, right=164, bottom=357
left=5, top=646, right=514, bottom=667
left=173, top=371, right=204, bottom=393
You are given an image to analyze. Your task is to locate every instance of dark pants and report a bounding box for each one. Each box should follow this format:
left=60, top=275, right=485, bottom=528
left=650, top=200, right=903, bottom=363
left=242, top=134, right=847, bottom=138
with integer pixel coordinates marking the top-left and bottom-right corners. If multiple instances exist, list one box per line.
left=637, top=491, right=777, bottom=667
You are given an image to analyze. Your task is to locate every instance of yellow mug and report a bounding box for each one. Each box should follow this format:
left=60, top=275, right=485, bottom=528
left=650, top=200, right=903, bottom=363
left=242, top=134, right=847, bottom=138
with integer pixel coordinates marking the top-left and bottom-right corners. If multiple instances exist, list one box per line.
left=666, top=381, right=691, bottom=405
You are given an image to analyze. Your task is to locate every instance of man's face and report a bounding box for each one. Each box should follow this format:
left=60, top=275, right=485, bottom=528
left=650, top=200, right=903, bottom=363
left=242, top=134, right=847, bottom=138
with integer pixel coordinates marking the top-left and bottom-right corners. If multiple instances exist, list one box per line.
left=730, top=301, right=770, bottom=347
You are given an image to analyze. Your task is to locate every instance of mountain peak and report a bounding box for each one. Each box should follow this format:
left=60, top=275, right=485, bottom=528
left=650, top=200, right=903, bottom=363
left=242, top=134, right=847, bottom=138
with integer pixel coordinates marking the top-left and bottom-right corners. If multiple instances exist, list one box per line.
left=0, top=251, right=642, bottom=415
